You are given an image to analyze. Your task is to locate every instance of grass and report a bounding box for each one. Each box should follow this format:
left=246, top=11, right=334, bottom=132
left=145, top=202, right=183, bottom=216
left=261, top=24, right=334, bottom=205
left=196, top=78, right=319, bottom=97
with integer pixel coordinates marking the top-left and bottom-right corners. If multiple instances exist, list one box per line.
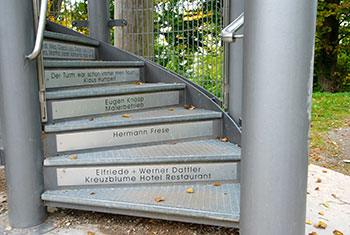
left=310, top=92, right=350, bottom=174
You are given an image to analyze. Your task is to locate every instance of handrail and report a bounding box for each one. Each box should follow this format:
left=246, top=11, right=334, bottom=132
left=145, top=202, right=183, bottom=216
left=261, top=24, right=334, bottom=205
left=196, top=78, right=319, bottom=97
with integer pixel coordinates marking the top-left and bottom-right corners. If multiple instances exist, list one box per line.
left=26, top=0, right=48, bottom=60
left=220, top=12, right=244, bottom=43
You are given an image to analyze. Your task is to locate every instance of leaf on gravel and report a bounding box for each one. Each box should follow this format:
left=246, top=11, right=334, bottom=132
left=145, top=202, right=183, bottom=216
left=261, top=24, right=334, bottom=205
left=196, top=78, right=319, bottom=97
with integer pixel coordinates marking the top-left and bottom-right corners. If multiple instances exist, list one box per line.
left=306, top=220, right=312, bottom=225
left=122, top=114, right=132, bottom=117
left=220, top=138, right=228, bottom=142
left=322, top=170, right=327, bottom=173
left=333, top=230, right=344, bottom=235
left=319, top=211, right=324, bottom=215
left=69, top=155, right=78, bottom=160
left=314, top=221, right=327, bottom=229
left=154, top=197, right=165, bottom=202
left=184, top=104, right=190, bottom=109
left=316, top=178, right=322, bottom=183
left=315, top=187, right=320, bottom=191
left=89, top=118, right=94, bottom=121
left=90, top=192, right=95, bottom=195
left=168, top=108, right=174, bottom=111
left=87, top=232, right=96, bottom=235
left=323, top=201, right=330, bottom=208
left=214, top=183, right=222, bottom=186
left=186, top=188, right=194, bottom=193
left=309, top=232, right=318, bottom=235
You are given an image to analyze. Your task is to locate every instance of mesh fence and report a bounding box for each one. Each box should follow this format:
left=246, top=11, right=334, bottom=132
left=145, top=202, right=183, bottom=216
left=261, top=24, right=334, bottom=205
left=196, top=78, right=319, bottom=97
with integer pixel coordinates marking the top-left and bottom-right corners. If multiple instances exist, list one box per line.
left=47, top=0, right=227, bottom=101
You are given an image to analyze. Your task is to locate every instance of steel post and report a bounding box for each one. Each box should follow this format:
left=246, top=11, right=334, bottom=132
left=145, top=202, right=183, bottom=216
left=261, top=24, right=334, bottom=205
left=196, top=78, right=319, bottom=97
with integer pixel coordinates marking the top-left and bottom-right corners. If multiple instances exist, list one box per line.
left=240, top=0, right=317, bottom=234
left=227, top=0, right=244, bottom=126
left=88, top=0, right=110, bottom=43
left=0, top=0, right=47, bottom=228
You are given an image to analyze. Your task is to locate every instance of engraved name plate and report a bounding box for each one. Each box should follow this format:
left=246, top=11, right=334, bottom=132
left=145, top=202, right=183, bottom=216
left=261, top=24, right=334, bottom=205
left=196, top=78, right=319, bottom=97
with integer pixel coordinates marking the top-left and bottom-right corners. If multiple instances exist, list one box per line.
left=55, top=121, right=214, bottom=152
left=45, top=68, right=140, bottom=88
left=51, top=91, right=180, bottom=119
left=42, top=41, right=95, bottom=60
left=57, top=162, right=238, bottom=186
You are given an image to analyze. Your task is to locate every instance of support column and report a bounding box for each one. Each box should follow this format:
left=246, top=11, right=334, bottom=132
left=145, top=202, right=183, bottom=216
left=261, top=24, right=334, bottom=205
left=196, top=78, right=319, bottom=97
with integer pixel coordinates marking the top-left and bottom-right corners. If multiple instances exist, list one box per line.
left=227, top=0, right=244, bottom=126
left=88, top=0, right=110, bottom=43
left=0, top=0, right=47, bottom=228
left=240, top=0, right=317, bottom=234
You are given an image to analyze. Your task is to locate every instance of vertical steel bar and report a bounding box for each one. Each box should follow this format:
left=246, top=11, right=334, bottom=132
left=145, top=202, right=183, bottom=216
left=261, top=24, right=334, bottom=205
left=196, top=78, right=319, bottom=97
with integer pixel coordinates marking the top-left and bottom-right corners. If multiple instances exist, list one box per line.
left=88, top=0, right=110, bottom=43
left=227, top=0, right=244, bottom=124
left=240, top=0, right=317, bottom=234
left=0, top=0, right=47, bottom=228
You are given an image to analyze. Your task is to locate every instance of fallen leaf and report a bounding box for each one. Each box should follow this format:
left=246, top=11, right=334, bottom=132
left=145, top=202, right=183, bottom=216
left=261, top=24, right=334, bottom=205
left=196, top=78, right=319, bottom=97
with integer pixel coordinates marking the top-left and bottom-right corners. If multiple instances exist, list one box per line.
left=220, top=138, right=228, bottom=142
left=333, top=230, right=344, bottom=235
left=89, top=118, right=94, bottom=121
left=135, top=82, right=144, bottom=85
left=87, top=232, right=96, bottom=235
left=90, top=192, right=95, bottom=195
left=214, top=183, right=222, bottom=186
left=154, top=197, right=165, bottom=202
left=186, top=188, right=194, bottom=193
left=102, top=116, right=110, bottom=118
left=331, top=194, right=337, bottom=198
left=316, top=178, right=322, bottom=183
left=323, top=201, right=329, bottom=208
left=307, top=192, right=310, bottom=194
left=309, top=232, right=318, bottom=235
left=69, top=155, right=78, bottom=160
left=189, top=105, right=196, bottom=110
left=306, top=220, right=312, bottom=225
left=314, top=221, right=327, bottom=229
left=122, top=114, right=132, bottom=117
left=315, top=187, right=319, bottom=191
left=322, top=170, right=327, bottom=173
left=184, top=105, right=190, bottom=109
left=168, top=108, right=174, bottom=111
left=319, top=211, right=324, bottom=216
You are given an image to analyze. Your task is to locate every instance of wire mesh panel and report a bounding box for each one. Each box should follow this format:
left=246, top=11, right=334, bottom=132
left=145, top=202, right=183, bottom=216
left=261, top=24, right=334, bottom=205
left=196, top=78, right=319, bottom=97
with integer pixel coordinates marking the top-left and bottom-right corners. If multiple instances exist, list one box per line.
left=46, top=0, right=226, bottom=102
left=115, top=0, right=225, bottom=100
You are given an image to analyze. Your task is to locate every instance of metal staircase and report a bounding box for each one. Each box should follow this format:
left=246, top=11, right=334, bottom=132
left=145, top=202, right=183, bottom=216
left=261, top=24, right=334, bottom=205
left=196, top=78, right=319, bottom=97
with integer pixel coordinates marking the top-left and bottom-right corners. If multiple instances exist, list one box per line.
left=39, top=22, right=242, bottom=228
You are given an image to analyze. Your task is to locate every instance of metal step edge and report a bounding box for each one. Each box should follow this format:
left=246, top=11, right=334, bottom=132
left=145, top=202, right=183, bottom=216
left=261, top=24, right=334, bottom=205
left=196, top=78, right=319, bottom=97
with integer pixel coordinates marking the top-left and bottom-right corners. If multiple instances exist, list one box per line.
left=46, top=83, right=186, bottom=100
left=44, top=31, right=99, bottom=46
left=44, top=139, right=240, bottom=166
left=44, top=60, right=145, bottom=68
left=44, top=108, right=221, bottom=133
left=41, top=183, right=240, bottom=226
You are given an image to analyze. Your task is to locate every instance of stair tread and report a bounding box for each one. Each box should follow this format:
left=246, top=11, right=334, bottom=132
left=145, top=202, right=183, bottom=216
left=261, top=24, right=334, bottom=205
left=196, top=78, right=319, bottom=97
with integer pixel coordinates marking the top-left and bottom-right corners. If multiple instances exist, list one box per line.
left=46, top=83, right=186, bottom=99
left=44, top=31, right=99, bottom=46
left=44, top=139, right=240, bottom=166
left=44, top=60, right=144, bottom=68
left=45, top=107, right=221, bottom=132
left=42, top=183, right=240, bottom=222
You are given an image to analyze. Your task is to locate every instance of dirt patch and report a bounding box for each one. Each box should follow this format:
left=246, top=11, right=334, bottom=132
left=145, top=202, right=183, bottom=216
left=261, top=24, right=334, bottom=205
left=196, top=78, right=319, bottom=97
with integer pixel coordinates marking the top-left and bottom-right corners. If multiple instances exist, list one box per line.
left=310, top=123, right=350, bottom=175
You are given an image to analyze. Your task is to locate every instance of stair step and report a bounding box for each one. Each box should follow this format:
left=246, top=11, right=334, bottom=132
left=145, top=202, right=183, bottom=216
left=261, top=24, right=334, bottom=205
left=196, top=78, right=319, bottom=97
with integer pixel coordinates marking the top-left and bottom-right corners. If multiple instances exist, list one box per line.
left=44, top=31, right=99, bottom=46
left=45, top=67, right=140, bottom=89
left=44, top=60, right=145, bottom=68
left=43, top=40, right=96, bottom=60
left=45, top=108, right=221, bottom=133
left=46, top=83, right=185, bottom=100
left=45, top=139, right=240, bottom=166
left=44, top=120, right=221, bottom=154
left=42, top=183, right=240, bottom=227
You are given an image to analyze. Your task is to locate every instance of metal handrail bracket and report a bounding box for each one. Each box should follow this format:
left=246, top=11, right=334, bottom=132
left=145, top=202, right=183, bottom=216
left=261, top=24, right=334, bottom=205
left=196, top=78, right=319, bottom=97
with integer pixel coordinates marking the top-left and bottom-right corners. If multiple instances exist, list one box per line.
left=220, top=12, right=244, bottom=43
left=26, top=0, right=48, bottom=60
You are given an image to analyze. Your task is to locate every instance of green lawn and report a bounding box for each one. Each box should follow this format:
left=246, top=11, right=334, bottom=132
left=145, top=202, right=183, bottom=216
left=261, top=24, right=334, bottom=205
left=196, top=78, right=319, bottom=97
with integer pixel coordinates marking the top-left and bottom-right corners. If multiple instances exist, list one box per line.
left=310, top=92, right=350, bottom=174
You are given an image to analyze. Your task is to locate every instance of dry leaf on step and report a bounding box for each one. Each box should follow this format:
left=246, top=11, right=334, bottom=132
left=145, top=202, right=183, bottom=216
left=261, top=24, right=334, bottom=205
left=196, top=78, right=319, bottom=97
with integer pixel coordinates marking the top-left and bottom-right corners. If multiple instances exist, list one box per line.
left=214, top=183, right=222, bottom=186
left=309, top=232, right=318, bottom=235
left=316, top=178, right=322, bottom=183
left=314, top=221, right=327, bottom=229
left=184, top=105, right=190, bottom=109
left=186, top=188, right=194, bottom=193
left=168, top=108, right=174, bottom=111
left=89, top=118, right=94, bottom=121
left=220, top=138, right=228, bottom=142
left=189, top=105, right=196, bottom=110
left=154, top=197, right=165, bottom=202
left=90, top=192, right=95, bottom=195
left=135, top=82, right=144, bottom=85
left=87, top=232, right=96, bottom=235
left=69, top=155, right=78, bottom=160
left=333, top=230, right=344, bottom=235
left=306, top=220, right=312, bottom=225
left=122, top=114, right=132, bottom=117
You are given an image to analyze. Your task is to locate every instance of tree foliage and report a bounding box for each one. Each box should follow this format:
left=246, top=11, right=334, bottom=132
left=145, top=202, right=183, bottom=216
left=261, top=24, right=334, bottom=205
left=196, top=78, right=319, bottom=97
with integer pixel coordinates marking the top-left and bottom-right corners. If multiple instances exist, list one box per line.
left=315, top=0, right=350, bottom=92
